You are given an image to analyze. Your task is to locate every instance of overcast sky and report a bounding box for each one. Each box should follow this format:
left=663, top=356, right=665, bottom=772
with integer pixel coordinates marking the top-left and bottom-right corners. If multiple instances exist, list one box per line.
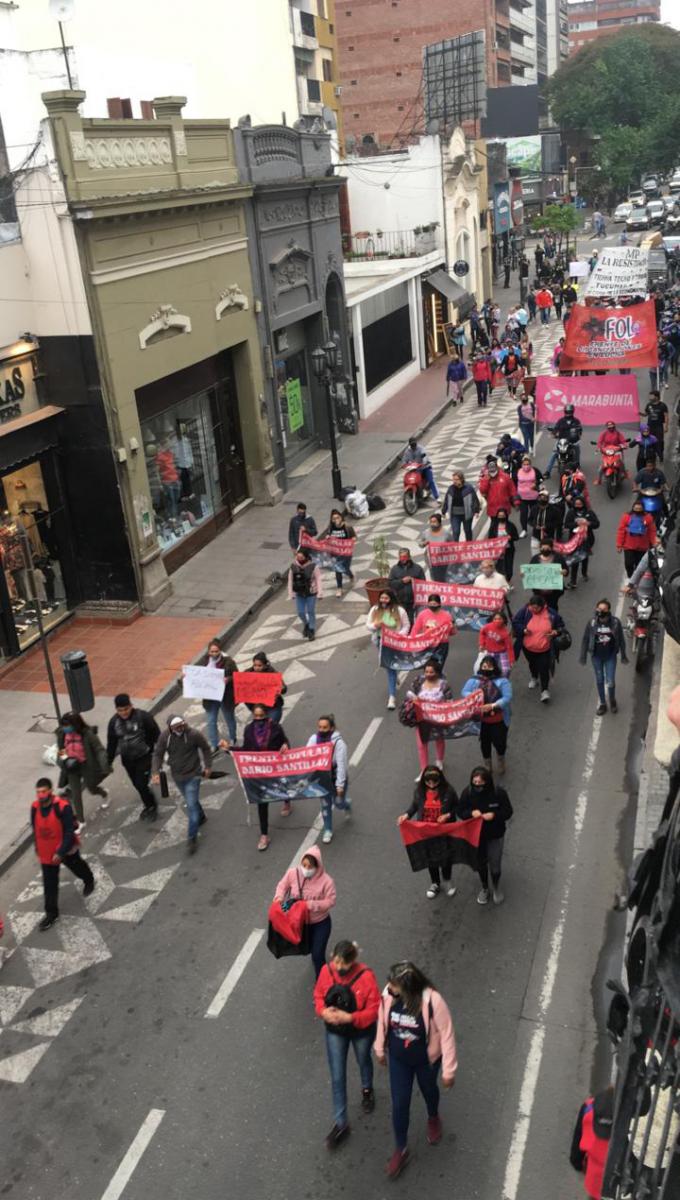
left=661, top=0, right=679, bottom=26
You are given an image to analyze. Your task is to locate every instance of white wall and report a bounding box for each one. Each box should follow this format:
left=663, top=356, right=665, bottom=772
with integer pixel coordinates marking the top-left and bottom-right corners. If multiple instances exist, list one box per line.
left=340, top=136, right=445, bottom=242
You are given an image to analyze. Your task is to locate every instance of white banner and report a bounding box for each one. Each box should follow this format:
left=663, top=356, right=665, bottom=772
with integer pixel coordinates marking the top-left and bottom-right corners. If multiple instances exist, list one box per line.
left=182, top=664, right=225, bottom=701
left=584, top=246, right=649, bottom=298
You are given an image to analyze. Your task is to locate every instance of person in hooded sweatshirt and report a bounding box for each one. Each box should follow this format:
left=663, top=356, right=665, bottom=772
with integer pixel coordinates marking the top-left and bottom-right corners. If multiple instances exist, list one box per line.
left=457, top=765, right=513, bottom=906
left=570, top=1086, right=615, bottom=1200
left=461, top=656, right=512, bottom=776
left=151, top=715, right=213, bottom=854
left=307, top=714, right=350, bottom=845
left=274, top=846, right=336, bottom=978
left=243, top=704, right=290, bottom=851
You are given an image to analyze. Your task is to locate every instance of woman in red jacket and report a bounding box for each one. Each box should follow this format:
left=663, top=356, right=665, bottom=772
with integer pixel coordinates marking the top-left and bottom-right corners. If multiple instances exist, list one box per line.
left=479, top=459, right=517, bottom=517
left=616, top=499, right=657, bottom=578
left=314, top=939, right=381, bottom=1150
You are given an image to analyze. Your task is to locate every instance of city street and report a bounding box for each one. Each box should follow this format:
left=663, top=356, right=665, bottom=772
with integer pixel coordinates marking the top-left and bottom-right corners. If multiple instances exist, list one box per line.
left=0, top=319, right=660, bottom=1200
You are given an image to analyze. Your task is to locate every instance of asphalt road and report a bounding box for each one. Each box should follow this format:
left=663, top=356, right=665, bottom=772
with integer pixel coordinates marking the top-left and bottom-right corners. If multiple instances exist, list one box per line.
left=0, top=352, right=656, bottom=1200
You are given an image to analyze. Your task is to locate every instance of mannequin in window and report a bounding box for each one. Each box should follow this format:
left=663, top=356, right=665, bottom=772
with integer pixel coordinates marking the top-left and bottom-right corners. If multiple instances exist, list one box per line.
left=0, top=515, right=29, bottom=600
left=173, top=422, right=195, bottom=500
left=155, top=436, right=181, bottom=519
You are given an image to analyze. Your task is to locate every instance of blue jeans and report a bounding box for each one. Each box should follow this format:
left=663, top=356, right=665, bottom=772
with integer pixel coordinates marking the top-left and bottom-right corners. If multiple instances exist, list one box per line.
left=450, top=514, right=473, bottom=541
left=385, top=666, right=398, bottom=699
left=389, top=1053, right=441, bottom=1151
left=421, top=465, right=439, bottom=500
left=593, top=653, right=617, bottom=704
left=321, top=782, right=352, bottom=833
left=309, top=915, right=332, bottom=978
left=295, top=594, right=317, bottom=631
left=546, top=442, right=580, bottom=475
left=519, top=420, right=534, bottom=451
left=203, top=700, right=236, bottom=750
left=540, top=308, right=550, bottom=324
left=326, top=1029, right=374, bottom=1128
left=176, top=775, right=205, bottom=839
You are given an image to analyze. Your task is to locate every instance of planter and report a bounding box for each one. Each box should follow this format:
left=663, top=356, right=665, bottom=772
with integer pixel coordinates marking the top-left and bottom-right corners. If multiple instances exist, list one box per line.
left=365, top=576, right=390, bottom=607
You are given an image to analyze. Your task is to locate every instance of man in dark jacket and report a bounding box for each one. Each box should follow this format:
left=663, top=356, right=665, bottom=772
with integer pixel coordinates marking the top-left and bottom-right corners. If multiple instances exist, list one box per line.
left=152, top=715, right=213, bottom=853
left=288, top=503, right=317, bottom=551
left=388, top=548, right=426, bottom=624
left=32, top=777, right=95, bottom=930
left=579, top=599, right=628, bottom=716
left=107, top=694, right=161, bottom=821
left=530, top=488, right=564, bottom=545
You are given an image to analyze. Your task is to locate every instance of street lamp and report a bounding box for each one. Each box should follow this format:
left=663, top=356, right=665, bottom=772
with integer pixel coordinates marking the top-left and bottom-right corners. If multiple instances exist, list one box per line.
left=311, top=341, right=344, bottom=500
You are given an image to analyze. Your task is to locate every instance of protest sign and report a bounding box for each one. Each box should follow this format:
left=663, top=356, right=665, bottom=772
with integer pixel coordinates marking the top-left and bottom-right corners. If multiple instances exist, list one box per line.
left=412, top=580, right=507, bottom=630
left=399, top=815, right=483, bottom=873
left=584, top=246, right=649, bottom=298
left=569, top=261, right=590, bottom=278
left=300, top=531, right=356, bottom=574
left=413, top=691, right=484, bottom=740
left=379, top=626, right=450, bottom=672
left=233, top=671, right=283, bottom=708
left=535, top=374, right=639, bottom=426
left=232, top=744, right=334, bottom=805
left=182, top=664, right=225, bottom=701
left=520, top=563, right=565, bottom=591
left=560, top=301, right=658, bottom=372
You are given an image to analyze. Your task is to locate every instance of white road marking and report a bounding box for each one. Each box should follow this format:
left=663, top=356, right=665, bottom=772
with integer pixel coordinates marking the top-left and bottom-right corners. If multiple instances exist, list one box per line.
left=0, top=1042, right=51, bottom=1084
left=204, top=928, right=265, bottom=1018
left=100, top=832, right=139, bottom=859
left=100, top=1107, right=165, bottom=1200
left=13, top=996, right=84, bottom=1038
left=349, top=717, right=383, bottom=768
left=120, top=866, right=179, bottom=893
left=285, top=814, right=324, bottom=874
left=502, top=579, right=626, bottom=1200
left=23, top=915, right=112, bottom=987
left=0, top=985, right=32, bottom=1026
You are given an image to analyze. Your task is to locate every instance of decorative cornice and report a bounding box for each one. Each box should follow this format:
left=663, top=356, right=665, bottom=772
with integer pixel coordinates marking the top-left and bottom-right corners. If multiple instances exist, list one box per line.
left=138, top=305, right=191, bottom=350
left=216, top=284, right=249, bottom=320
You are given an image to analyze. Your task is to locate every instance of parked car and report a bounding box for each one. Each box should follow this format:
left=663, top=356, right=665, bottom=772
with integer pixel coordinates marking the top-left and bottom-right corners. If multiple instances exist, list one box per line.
left=648, top=248, right=669, bottom=289
left=642, top=176, right=659, bottom=197
left=614, top=202, right=632, bottom=223
left=629, top=189, right=645, bottom=207
left=627, top=206, right=651, bottom=232
left=668, top=175, right=680, bottom=194
left=647, top=200, right=666, bottom=226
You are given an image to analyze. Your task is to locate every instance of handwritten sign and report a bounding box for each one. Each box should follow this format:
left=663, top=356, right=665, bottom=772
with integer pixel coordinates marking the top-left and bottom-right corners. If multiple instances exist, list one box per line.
left=520, top=563, right=565, bottom=591
left=233, top=671, right=284, bottom=707
left=182, top=664, right=225, bottom=701
left=584, top=246, right=649, bottom=298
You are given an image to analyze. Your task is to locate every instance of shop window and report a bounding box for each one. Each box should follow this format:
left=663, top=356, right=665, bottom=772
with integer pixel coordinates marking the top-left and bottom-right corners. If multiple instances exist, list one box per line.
left=141, top=392, right=222, bottom=555
left=275, top=350, right=316, bottom=464
left=0, top=462, right=69, bottom=651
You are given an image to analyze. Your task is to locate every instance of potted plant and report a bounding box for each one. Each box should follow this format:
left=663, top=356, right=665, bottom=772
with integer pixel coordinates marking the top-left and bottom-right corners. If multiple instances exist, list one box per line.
left=364, top=535, right=391, bottom=607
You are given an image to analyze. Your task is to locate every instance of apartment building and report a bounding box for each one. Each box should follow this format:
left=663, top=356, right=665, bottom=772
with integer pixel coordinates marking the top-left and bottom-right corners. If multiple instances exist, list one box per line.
left=568, top=0, right=660, bottom=53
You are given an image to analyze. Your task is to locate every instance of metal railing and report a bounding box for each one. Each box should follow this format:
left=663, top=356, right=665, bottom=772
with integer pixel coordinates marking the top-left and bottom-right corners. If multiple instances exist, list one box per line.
left=343, top=227, right=441, bottom=261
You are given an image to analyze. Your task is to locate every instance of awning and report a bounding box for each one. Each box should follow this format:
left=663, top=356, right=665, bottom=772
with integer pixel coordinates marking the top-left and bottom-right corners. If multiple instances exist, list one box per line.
left=0, top=405, right=65, bottom=474
left=425, top=270, right=476, bottom=317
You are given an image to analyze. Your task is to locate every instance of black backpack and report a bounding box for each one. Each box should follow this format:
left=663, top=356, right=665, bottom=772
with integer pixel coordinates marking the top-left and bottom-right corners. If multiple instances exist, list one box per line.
left=324, top=967, right=367, bottom=1036
left=291, top=564, right=311, bottom=597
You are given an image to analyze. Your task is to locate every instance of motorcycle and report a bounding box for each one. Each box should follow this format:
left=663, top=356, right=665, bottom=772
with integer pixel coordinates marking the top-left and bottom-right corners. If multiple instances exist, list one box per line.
left=402, top=462, right=430, bottom=515
left=638, top=485, right=666, bottom=530
left=626, top=593, right=657, bottom=672
left=552, top=436, right=579, bottom=473
left=592, top=442, right=626, bottom=499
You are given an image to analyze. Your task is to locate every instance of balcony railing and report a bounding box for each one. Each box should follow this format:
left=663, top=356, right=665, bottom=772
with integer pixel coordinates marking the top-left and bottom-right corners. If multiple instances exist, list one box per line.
left=343, top=226, right=441, bottom=261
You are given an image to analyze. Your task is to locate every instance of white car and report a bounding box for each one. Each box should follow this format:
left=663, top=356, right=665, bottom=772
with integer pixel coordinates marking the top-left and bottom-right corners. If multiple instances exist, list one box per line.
left=614, top=202, right=632, bottom=222
left=669, top=175, right=680, bottom=194
left=647, top=200, right=665, bottom=226
left=629, top=190, right=645, bottom=206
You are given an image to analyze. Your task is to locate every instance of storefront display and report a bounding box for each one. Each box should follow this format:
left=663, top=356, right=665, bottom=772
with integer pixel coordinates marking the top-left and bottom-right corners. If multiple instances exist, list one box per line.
left=0, top=461, right=69, bottom=650
left=275, top=349, right=316, bottom=464
left=142, top=390, right=219, bottom=554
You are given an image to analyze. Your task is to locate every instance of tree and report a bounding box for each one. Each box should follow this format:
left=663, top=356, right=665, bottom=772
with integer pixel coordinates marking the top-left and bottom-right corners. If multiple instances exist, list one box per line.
left=530, top=204, right=581, bottom=257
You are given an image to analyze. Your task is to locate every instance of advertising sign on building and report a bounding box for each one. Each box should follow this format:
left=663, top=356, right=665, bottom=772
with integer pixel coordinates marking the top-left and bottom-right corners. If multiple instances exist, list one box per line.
left=510, top=178, right=524, bottom=227
left=505, top=135, right=542, bottom=174
left=493, top=182, right=511, bottom=235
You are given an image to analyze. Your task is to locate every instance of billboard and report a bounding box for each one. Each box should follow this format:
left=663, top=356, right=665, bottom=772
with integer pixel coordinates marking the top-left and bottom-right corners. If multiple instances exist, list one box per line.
left=481, top=85, right=539, bottom=138
left=505, top=135, right=542, bottom=173
left=493, top=181, right=511, bottom=235
left=423, top=31, right=487, bottom=127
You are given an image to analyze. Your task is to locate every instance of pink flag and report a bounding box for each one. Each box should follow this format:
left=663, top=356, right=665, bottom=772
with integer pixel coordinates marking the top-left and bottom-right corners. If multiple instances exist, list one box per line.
left=535, top=374, right=639, bottom=426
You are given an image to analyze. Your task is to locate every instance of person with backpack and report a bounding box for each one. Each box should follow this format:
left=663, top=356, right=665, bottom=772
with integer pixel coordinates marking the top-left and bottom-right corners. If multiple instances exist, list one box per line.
left=457, top=765, right=513, bottom=905
left=616, top=499, right=657, bottom=577
left=274, top=846, right=336, bottom=978
left=313, top=939, right=381, bottom=1150
left=461, top=656, right=512, bottom=776
left=288, top=547, right=323, bottom=640
left=579, top=598, right=628, bottom=716
left=307, top=714, right=350, bottom=844
left=55, top=712, right=111, bottom=829
left=106, top=694, right=161, bottom=821
left=374, top=962, right=458, bottom=1180
left=397, top=766, right=459, bottom=899
left=32, top=777, right=95, bottom=931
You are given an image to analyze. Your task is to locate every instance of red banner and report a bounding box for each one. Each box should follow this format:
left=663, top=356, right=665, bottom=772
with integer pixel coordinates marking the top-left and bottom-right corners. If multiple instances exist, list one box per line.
left=414, top=691, right=484, bottom=727
left=560, top=300, right=658, bottom=371
left=559, top=527, right=588, bottom=557
left=300, top=532, right=356, bottom=558
left=428, top=536, right=509, bottom=566
left=232, top=743, right=334, bottom=805
left=413, top=580, right=506, bottom=613
left=399, top=815, right=483, bottom=873
left=233, top=671, right=283, bottom=707
left=535, top=374, right=640, bottom=426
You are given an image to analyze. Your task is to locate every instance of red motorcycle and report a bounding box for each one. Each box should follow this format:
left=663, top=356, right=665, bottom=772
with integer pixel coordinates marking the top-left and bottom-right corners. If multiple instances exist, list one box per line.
left=592, top=441, right=627, bottom=499
left=402, top=462, right=429, bottom=514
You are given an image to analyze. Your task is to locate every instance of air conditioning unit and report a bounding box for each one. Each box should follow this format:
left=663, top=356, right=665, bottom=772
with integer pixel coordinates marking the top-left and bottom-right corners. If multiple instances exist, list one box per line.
left=334, top=85, right=343, bottom=97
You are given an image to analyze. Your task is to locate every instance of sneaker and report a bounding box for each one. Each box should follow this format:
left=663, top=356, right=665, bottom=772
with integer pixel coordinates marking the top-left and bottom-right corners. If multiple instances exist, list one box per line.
left=387, top=696, right=396, bottom=710
left=188, top=836, right=198, bottom=855
left=76, top=820, right=86, bottom=833
left=198, top=811, right=208, bottom=827
left=385, top=1149, right=410, bottom=1179
left=302, top=624, right=310, bottom=639
left=308, top=629, right=316, bottom=641
left=361, top=1087, right=375, bottom=1113
left=257, top=834, right=270, bottom=851
left=427, top=1116, right=443, bottom=1145
left=83, top=879, right=95, bottom=898
left=519, top=529, right=527, bottom=539
left=492, top=885, right=505, bottom=906
left=281, top=801, right=292, bottom=817
left=528, top=678, right=538, bottom=690
left=38, top=914, right=59, bottom=932
left=336, top=588, right=344, bottom=598
left=596, top=703, right=607, bottom=716
left=426, top=882, right=440, bottom=899
left=477, top=888, right=490, bottom=905
left=325, top=1123, right=350, bottom=1151
left=540, top=689, right=550, bottom=702
left=322, top=830, right=333, bottom=844
left=435, top=759, right=444, bottom=769
left=99, top=789, right=110, bottom=810
left=610, top=697, right=618, bottom=713
left=446, top=885, right=458, bottom=898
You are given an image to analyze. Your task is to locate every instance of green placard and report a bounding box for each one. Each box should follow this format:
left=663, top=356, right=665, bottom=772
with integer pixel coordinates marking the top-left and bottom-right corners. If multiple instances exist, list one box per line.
left=520, top=562, right=565, bottom=591
left=286, top=378, right=303, bottom=433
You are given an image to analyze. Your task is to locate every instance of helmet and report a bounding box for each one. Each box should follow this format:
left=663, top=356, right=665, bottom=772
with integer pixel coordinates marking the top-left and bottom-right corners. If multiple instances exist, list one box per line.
left=564, top=404, right=575, bottom=416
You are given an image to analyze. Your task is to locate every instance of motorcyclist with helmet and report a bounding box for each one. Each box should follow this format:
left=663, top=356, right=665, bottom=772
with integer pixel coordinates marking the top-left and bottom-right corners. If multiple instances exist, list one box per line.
left=545, top=404, right=583, bottom=477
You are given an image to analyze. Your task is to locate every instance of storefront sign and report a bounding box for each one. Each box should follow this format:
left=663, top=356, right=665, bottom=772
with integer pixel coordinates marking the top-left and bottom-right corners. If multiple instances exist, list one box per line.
left=584, top=246, right=649, bottom=298
left=493, top=182, right=511, bottom=235
left=535, top=374, right=639, bottom=425
left=453, top=260, right=469, bottom=277
left=511, top=178, right=524, bottom=227
left=560, top=301, right=658, bottom=372
left=0, top=356, right=39, bottom=425
left=286, top=377, right=304, bottom=433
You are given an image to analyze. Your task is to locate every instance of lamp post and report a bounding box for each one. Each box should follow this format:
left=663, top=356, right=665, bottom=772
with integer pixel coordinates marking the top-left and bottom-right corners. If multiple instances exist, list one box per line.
left=311, top=340, right=344, bottom=501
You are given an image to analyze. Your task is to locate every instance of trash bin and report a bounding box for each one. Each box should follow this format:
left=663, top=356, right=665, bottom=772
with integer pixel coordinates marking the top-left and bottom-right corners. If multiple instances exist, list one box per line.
left=60, top=650, right=95, bottom=713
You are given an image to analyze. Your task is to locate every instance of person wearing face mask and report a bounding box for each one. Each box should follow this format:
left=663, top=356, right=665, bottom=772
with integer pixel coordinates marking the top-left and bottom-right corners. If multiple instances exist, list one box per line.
left=411, top=595, right=454, bottom=668
left=461, top=656, right=512, bottom=776
left=274, top=846, right=336, bottom=978
left=478, top=610, right=515, bottom=676
left=313, top=939, right=381, bottom=1150
left=629, top=423, right=658, bottom=473
left=55, top=711, right=110, bottom=829
left=243, top=704, right=290, bottom=851
left=374, top=961, right=458, bottom=1179
left=405, top=658, right=453, bottom=775
left=322, top=509, right=356, bottom=598
left=202, top=639, right=238, bottom=752
left=397, top=766, right=459, bottom=898
left=366, top=589, right=410, bottom=710
left=307, top=714, right=350, bottom=844
left=151, top=715, right=212, bottom=854
left=473, top=558, right=510, bottom=594
left=32, top=777, right=96, bottom=931
left=489, top=507, right=519, bottom=584
left=564, top=499, right=600, bottom=589
left=244, top=652, right=288, bottom=724
left=288, top=546, right=323, bottom=640
left=401, top=437, right=439, bottom=502
left=512, top=595, right=565, bottom=702
left=529, top=540, right=568, bottom=609
left=595, top=422, right=628, bottom=484
left=478, top=457, right=518, bottom=519
left=418, top=511, right=448, bottom=582
left=441, top=470, right=480, bottom=542
left=288, top=501, right=317, bottom=551
left=457, top=765, right=513, bottom=905
left=579, top=599, right=628, bottom=716
left=517, top=395, right=536, bottom=452
left=107, top=694, right=161, bottom=822
left=616, top=500, right=657, bottom=577
left=388, top=548, right=426, bottom=626
left=530, top=487, right=563, bottom=551
left=516, top=455, right=543, bottom=537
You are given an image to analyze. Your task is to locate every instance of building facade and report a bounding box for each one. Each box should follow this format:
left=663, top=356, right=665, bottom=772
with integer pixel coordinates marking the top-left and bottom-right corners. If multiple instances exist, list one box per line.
left=568, top=0, right=660, bottom=54
left=44, top=91, right=277, bottom=613
left=290, top=0, right=344, bottom=146
left=234, top=118, right=351, bottom=489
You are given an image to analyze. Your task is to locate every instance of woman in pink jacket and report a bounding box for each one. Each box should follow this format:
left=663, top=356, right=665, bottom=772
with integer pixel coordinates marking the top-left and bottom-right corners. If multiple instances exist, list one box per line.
left=374, top=962, right=458, bottom=1179
left=274, top=845, right=336, bottom=978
